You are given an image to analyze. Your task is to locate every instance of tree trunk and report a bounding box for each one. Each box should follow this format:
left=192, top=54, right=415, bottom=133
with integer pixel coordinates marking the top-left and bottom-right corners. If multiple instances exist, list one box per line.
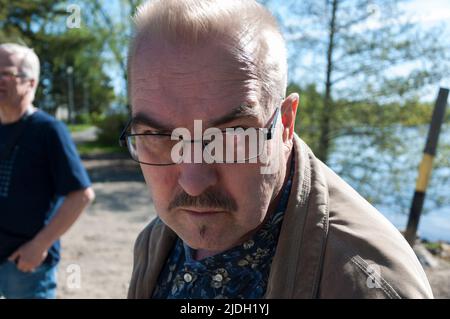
left=317, top=0, right=338, bottom=163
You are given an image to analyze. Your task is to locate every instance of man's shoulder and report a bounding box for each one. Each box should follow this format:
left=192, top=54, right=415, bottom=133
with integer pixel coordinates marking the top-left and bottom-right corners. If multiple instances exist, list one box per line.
left=317, top=161, right=433, bottom=298
left=30, top=109, right=58, bottom=125
left=29, top=110, right=66, bottom=133
left=32, top=111, right=76, bottom=145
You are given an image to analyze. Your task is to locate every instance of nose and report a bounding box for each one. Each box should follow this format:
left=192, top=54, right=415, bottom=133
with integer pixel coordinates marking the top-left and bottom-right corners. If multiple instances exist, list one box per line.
left=177, top=163, right=218, bottom=197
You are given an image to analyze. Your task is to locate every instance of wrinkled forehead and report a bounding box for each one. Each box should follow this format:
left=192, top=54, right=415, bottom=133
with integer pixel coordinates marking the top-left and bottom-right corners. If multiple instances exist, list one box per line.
left=128, top=38, right=265, bottom=128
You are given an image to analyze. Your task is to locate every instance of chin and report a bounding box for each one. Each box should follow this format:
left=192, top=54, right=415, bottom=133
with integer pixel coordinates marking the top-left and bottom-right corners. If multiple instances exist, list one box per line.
left=161, top=211, right=245, bottom=252
left=179, top=224, right=236, bottom=252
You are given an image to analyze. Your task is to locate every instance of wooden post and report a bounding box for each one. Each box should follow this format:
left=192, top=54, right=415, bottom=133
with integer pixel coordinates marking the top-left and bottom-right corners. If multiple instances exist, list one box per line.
left=404, top=87, right=449, bottom=246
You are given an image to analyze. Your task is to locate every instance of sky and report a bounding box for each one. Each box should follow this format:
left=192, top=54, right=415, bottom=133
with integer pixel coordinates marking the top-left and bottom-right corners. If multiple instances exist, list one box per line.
left=401, top=0, right=450, bottom=26
left=383, top=0, right=450, bottom=100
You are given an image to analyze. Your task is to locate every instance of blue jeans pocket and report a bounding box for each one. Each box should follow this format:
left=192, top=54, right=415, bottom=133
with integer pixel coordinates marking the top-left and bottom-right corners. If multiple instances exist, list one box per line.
left=0, top=260, right=57, bottom=299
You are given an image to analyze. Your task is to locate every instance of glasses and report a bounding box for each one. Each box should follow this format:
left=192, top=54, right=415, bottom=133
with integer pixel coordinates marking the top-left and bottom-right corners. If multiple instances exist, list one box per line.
left=119, top=107, right=281, bottom=166
left=0, top=71, right=27, bottom=80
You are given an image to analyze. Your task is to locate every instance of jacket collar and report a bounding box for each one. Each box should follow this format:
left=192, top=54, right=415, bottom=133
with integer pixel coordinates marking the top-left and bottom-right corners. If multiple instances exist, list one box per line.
left=265, top=134, right=330, bottom=298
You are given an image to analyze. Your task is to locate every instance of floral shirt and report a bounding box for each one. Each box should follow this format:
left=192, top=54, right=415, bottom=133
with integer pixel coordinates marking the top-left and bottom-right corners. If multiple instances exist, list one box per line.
left=152, top=156, right=295, bottom=299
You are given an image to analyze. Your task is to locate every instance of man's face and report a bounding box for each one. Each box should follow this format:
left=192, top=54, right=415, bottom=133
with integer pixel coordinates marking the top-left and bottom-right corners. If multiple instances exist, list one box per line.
left=130, top=39, right=284, bottom=253
left=0, top=50, right=33, bottom=108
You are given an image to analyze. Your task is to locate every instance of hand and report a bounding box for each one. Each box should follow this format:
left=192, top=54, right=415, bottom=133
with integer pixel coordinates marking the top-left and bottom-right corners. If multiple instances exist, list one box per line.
left=8, top=239, right=49, bottom=272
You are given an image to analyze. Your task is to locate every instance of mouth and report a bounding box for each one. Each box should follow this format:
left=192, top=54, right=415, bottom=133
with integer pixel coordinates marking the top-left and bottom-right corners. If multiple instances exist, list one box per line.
left=180, top=208, right=226, bottom=217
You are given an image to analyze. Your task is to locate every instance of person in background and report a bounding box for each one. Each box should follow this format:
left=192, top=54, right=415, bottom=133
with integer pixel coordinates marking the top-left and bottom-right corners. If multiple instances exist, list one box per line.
left=0, top=43, right=95, bottom=299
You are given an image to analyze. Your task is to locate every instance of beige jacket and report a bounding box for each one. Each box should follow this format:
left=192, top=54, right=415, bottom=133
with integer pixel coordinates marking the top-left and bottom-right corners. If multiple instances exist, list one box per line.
left=128, top=135, right=433, bottom=299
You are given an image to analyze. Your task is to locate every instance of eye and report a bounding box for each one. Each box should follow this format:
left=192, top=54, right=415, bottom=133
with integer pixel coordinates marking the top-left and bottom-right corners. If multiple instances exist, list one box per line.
left=223, top=127, right=250, bottom=138
left=228, top=126, right=249, bottom=131
left=133, top=128, right=164, bottom=135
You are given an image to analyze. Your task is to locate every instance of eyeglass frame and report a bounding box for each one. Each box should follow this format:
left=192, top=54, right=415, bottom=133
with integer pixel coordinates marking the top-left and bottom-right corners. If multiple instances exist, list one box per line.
left=119, top=106, right=282, bottom=166
left=0, top=70, right=29, bottom=80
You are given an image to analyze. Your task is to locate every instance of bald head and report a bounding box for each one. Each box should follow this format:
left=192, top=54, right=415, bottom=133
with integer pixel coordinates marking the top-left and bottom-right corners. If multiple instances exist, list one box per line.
left=128, top=0, right=288, bottom=110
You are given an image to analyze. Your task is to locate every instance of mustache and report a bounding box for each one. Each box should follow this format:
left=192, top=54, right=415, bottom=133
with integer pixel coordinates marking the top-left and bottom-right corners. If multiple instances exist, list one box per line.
left=168, top=188, right=238, bottom=212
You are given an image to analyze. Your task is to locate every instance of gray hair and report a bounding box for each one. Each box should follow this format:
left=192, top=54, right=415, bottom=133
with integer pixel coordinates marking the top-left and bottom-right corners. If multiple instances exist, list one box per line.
left=129, top=0, right=287, bottom=110
left=0, top=43, right=40, bottom=84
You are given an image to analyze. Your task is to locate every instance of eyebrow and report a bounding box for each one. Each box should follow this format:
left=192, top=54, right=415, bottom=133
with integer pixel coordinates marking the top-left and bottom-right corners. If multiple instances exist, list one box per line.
left=131, top=112, right=173, bottom=131
left=130, top=103, right=260, bottom=132
left=208, top=103, right=260, bottom=127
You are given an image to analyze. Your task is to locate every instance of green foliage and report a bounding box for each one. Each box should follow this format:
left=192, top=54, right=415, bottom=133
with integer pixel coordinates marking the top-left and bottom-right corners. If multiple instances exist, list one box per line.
left=67, top=123, right=93, bottom=133
left=289, top=82, right=436, bottom=154
left=288, top=83, right=323, bottom=153
left=94, top=113, right=128, bottom=146
left=0, top=0, right=116, bottom=116
left=423, top=241, right=444, bottom=255
left=74, top=113, right=93, bottom=125
left=76, top=141, right=126, bottom=156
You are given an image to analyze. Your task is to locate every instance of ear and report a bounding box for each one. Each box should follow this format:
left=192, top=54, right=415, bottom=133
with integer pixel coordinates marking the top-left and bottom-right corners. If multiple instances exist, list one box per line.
left=28, top=78, right=36, bottom=91
left=280, top=92, right=299, bottom=142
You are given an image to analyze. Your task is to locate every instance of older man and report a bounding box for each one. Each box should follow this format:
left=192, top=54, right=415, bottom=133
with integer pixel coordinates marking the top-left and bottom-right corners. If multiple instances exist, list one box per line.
left=124, top=0, right=432, bottom=298
left=0, top=43, right=95, bottom=298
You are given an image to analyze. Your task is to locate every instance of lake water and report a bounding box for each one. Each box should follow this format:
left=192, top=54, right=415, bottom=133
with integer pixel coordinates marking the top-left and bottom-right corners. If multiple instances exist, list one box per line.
left=327, top=124, right=450, bottom=242
left=380, top=206, right=450, bottom=242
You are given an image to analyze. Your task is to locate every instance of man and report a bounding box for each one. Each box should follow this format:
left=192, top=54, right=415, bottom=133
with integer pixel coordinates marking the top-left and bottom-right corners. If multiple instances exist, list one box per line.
left=0, top=43, right=95, bottom=298
left=124, top=0, right=433, bottom=298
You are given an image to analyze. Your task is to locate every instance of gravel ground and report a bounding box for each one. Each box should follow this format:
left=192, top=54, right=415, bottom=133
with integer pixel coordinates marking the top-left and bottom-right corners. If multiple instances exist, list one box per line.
left=57, top=158, right=154, bottom=299
left=424, top=260, right=450, bottom=298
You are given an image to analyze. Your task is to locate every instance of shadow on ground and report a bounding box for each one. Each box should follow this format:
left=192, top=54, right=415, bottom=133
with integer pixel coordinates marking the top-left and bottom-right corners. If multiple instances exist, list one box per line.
left=80, top=154, right=154, bottom=214
left=82, top=154, right=145, bottom=183
left=91, top=182, right=153, bottom=215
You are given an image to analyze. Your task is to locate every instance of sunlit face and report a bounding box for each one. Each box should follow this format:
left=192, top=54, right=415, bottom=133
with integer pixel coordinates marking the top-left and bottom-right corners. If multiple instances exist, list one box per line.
left=129, top=39, right=286, bottom=253
left=0, top=50, right=34, bottom=109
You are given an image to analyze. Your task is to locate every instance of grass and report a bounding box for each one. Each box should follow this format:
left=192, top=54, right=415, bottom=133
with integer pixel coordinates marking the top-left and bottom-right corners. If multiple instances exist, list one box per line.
left=68, top=124, right=127, bottom=156
left=76, top=141, right=127, bottom=156
left=424, top=242, right=442, bottom=252
left=68, top=123, right=94, bottom=133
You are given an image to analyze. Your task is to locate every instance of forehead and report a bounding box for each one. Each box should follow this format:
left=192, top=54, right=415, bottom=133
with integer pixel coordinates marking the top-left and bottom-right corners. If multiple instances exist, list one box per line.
left=0, top=50, right=22, bottom=69
left=129, top=39, right=263, bottom=127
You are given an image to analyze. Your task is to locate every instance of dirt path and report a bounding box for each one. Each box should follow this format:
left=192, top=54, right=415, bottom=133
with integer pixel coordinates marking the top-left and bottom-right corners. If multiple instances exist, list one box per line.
left=57, top=158, right=154, bottom=299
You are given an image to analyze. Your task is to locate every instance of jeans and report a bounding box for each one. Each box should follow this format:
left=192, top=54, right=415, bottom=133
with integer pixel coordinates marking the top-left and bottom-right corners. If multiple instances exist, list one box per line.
left=0, top=260, right=57, bottom=299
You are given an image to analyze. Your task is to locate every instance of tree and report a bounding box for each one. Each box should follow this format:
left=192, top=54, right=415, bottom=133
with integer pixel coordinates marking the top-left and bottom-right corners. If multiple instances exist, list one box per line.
left=261, top=0, right=450, bottom=163
left=84, top=0, right=146, bottom=110
left=0, top=0, right=116, bottom=117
